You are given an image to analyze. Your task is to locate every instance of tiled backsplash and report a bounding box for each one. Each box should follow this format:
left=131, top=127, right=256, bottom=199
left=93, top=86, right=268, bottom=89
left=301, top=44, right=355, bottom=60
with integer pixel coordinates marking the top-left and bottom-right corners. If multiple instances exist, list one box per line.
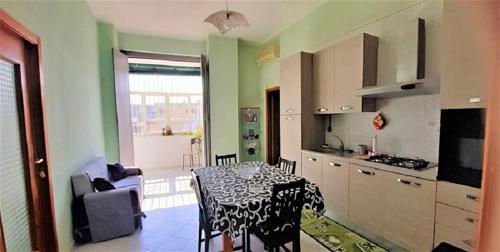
left=325, top=94, right=440, bottom=162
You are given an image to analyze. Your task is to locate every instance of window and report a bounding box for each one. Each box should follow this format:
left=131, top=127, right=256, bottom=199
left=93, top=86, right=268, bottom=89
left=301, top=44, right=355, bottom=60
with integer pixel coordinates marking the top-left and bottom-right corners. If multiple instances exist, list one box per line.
left=129, top=74, right=203, bottom=135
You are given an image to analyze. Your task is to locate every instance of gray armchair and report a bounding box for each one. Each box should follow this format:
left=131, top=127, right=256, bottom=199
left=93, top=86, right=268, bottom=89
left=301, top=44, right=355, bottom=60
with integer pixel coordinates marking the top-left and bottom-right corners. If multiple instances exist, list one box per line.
left=71, top=156, right=144, bottom=243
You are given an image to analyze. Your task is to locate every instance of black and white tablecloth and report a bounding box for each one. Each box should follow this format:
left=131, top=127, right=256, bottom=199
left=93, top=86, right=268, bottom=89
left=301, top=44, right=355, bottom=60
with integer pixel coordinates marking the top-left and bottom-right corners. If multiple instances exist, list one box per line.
left=193, top=161, right=325, bottom=240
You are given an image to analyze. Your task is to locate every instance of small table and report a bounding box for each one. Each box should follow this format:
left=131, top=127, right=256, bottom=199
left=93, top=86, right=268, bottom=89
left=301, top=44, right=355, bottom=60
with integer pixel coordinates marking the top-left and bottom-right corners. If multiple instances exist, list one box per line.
left=193, top=161, right=325, bottom=251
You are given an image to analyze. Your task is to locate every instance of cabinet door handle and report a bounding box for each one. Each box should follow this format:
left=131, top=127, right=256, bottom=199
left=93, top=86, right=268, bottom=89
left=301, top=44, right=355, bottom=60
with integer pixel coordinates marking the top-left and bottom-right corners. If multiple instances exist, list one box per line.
left=307, top=157, right=317, bottom=162
left=396, top=178, right=421, bottom=187
left=465, top=194, right=479, bottom=201
left=329, top=162, right=341, bottom=167
left=286, top=109, right=294, bottom=113
left=285, top=117, right=294, bottom=120
left=317, top=108, right=328, bottom=112
left=463, top=239, right=475, bottom=248
left=340, top=106, right=354, bottom=111
left=469, top=97, right=482, bottom=103
left=465, top=217, right=476, bottom=224
left=358, top=169, right=375, bottom=176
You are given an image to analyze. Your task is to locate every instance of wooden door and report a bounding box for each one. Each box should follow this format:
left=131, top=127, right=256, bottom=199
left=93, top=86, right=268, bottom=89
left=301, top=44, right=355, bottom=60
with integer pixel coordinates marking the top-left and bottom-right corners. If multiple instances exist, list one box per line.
left=280, top=53, right=302, bottom=115
left=312, top=46, right=334, bottom=114
left=266, top=87, right=280, bottom=165
left=113, top=49, right=135, bottom=165
left=0, top=10, right=58, bottom=252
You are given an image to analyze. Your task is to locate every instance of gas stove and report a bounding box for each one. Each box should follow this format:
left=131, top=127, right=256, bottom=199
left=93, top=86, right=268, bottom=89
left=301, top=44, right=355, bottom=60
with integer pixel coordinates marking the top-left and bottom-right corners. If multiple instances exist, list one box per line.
left=366, top=154, right=430, bottom=170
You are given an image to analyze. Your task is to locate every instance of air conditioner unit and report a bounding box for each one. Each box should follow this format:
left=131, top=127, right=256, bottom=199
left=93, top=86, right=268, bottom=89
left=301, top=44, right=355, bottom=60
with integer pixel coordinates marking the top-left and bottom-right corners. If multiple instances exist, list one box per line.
left=256, top=44, right=279, bottom=65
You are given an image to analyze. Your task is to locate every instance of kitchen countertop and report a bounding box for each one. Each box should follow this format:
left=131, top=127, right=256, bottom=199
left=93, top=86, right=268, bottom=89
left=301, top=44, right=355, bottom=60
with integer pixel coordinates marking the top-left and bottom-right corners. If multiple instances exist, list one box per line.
left=302, top=149, right=438, bottom=181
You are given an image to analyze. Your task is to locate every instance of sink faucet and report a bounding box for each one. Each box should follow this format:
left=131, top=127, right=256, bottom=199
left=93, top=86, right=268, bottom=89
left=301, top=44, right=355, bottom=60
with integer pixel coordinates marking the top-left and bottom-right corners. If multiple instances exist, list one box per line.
left=332, top=135, right=345, bottom=152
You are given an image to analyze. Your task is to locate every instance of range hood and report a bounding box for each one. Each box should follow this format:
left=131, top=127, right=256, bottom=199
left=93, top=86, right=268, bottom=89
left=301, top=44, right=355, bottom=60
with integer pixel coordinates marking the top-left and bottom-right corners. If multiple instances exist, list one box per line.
left=356, top=18, right=435, bottom=98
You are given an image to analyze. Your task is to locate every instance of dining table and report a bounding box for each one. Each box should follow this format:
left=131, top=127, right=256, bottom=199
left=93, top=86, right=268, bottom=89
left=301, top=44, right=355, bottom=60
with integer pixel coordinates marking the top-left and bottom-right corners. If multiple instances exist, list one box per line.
left=193, top=161, right=325, bottom=252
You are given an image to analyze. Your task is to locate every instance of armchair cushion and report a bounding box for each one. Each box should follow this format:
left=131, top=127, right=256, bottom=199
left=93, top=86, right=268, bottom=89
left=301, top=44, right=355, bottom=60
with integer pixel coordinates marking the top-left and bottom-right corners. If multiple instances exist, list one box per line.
left=92, top=178, right=115, bottom=191
left=107, top=163, right=127, bottom=181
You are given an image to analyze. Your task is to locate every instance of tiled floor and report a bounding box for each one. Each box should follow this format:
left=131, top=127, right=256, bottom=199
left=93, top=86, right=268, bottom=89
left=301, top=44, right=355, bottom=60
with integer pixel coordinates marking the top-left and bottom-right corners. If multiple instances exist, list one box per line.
left=72, top=167, right=328, bottom=252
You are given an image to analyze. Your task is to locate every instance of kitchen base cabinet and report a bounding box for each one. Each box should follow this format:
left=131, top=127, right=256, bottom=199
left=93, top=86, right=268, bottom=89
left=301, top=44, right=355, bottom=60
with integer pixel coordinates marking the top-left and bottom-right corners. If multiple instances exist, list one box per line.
left=348, top=164, right=385, bottom=235
left=301, top=152, right=322, bottom=188
left=434, top=182, right=481, bottom=251
left=322, top=158, right=349, bottom=220
left=435, top=224, right=476, bottom=251
left=383, top=173, right=436, bottom=252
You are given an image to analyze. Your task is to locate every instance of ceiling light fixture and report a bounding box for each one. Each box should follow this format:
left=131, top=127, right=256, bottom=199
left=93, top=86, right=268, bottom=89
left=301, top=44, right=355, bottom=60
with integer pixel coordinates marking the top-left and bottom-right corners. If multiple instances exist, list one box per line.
left=204, top=0, right=249, bottom=34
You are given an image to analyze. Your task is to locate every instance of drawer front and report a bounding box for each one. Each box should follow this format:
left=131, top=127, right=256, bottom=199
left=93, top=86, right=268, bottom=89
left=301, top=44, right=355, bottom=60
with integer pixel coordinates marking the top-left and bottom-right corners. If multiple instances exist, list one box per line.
left=435, top=224, right=476, bottom=251
left=384, top=173, right=436, bottom=251
left=322, top=158, right=349, bottom=218
left=437, top=181, right=481, bottom=213
left=348, top=164, right=385, bottom=235
left=301, top=153, right=322, bottom=188
left=436, top=203, right=478, bottom=236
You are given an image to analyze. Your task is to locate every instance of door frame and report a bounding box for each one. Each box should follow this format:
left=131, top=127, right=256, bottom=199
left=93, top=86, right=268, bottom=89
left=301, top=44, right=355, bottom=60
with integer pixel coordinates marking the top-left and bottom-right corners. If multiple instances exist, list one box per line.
left=0, top=10, right=58, bottom=252
left=265, top=86, right=280, bottom=164
left=119, top=50, right=211, bottom=166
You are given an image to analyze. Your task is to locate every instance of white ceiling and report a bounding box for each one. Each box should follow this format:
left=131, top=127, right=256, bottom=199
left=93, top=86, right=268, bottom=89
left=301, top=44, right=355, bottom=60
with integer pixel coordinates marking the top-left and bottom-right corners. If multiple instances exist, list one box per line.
left=87, top=0, right=325, bottom=44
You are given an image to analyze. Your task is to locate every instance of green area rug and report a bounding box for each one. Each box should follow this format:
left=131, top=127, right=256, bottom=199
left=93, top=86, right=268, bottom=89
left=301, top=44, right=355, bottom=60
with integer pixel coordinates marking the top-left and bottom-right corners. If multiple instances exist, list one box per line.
left=301, top=210, right=388, bottom=252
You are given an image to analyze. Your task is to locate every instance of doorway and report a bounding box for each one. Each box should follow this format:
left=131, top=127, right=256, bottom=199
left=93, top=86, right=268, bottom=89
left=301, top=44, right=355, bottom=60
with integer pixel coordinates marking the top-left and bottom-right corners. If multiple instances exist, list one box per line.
left=0, top=10, right=58, bottom=252
left=113, top=51, right=209, bottom=170
left=266, top=86, right=280, bottom=165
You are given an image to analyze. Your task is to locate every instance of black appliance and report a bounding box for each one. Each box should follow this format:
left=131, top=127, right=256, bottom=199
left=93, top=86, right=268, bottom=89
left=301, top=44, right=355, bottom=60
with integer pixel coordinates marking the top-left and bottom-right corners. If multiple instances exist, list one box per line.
left=366, top=154, right=430, bottom=170
left=438, top=108, right=485, bottom=188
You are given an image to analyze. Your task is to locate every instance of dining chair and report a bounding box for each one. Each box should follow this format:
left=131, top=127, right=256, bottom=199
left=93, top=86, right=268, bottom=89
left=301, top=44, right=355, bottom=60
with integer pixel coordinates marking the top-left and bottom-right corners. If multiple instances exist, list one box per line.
left=250, top=178, right=306, bottom=252
left=183, top=137, right=202, bottom=170
left=277, top=157, right=296, bottom=174
left=191, top=170, right=247, bottom=252
left=215, top=153, right=237, bottom=166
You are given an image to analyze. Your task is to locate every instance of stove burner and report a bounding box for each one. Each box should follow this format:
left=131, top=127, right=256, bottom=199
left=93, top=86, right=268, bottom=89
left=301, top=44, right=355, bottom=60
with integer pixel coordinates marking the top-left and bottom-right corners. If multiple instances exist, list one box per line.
left=366, top=154, right=429, bottom=170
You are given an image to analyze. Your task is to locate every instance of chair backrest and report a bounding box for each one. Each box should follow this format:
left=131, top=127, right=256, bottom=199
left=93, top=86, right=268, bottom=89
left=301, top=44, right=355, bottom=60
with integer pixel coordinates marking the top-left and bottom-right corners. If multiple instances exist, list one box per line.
left=215, top=153, right=237, bottom=166
left=190, top=137, right=202, bottom=154
left=268, top=179, right=306, bottom=234
left=191, top=170, right=210, bottom=220
left=277, top=157, right=296, bottom=174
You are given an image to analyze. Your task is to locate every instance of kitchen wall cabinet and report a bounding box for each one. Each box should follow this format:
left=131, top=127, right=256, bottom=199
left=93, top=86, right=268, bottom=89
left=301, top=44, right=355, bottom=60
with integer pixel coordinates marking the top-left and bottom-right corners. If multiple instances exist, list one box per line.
left=311, top=33, right=377, bottom=115
left=312, top=46, right=335, bottom=114
left=322, top=157, right=349, bottom=220
left=333, top=33, right=377, bottom=113
left=348, top=164, right=386, bottom=235
left=279, top=52, right=324, bottom=176
left=441, top=0, right=498, bottom=109
left=280, top=53, right=303, bottom=115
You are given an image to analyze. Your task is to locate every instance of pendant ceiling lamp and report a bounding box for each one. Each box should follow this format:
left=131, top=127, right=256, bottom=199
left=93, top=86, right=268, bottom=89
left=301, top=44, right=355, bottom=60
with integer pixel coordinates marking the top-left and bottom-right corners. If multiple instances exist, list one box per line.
left=204, top=0, right=249, bottom=34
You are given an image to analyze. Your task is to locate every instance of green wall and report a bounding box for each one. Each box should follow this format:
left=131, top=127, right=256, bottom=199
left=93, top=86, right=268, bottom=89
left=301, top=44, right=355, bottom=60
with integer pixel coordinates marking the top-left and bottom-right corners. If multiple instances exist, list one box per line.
left=118, top=32, right=206, bottom=56
left=1, top=1, right=106, bottom=251
left=207, top=35, right=240, bottom=163
left=98, top=23, right=120, bottom=162
left=238, top=42, right=262, bottom=161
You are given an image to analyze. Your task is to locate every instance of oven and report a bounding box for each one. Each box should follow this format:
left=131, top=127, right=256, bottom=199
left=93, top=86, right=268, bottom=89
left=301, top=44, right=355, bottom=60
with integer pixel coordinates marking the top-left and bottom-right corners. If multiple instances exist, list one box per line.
left=438, top=108, right=485, bottom=188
